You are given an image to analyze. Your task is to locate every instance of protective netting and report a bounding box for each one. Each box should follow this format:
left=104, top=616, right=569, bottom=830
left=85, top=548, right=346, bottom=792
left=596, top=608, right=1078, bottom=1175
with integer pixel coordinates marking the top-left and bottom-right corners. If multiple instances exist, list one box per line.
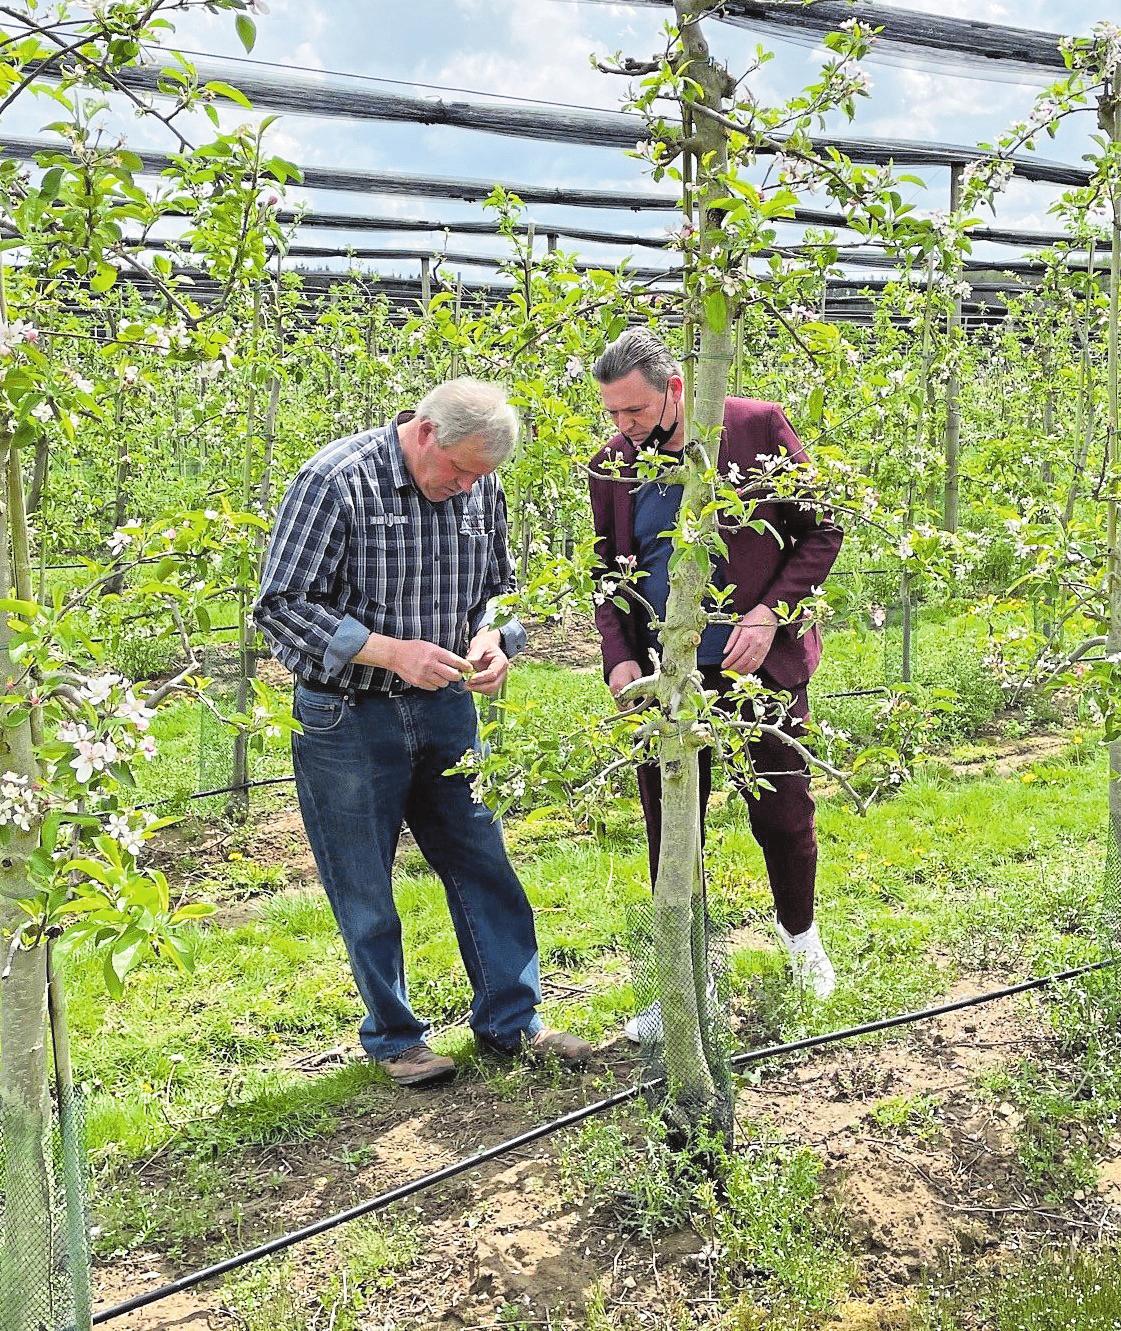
left=197, top=642, right=270, bottom=808
left=0, top=994, right=90, bottom=1330
left=626, top=899, right=734, bottom=1135
left=1095, top=817, right=1121, bottom=1009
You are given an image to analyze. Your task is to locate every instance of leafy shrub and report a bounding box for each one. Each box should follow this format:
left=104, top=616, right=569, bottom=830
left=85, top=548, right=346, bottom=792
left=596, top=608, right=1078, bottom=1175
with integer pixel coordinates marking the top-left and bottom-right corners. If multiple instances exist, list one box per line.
left=912, top=635, right=1004, bottom=738
left=104, top=624, right=179, bottom=682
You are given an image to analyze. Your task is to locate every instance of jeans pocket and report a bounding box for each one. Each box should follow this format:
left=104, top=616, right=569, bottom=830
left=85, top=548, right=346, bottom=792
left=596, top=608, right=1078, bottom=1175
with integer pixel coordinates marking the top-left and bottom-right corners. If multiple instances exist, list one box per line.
left=294, top=686, right=348, bottom=734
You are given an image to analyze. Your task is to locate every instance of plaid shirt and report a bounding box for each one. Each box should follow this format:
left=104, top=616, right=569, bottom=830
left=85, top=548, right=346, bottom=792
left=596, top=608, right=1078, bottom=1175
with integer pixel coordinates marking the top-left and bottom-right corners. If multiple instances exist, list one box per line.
left=254, top=415, right=526, bottom=690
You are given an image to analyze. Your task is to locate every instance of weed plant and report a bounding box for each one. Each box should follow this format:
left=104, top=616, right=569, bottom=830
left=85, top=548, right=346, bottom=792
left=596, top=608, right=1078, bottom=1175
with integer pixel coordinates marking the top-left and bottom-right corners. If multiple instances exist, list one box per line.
left=564, top=1105, right=847, bottom=1319
left=917, top=1246, right=1121, bottom=1331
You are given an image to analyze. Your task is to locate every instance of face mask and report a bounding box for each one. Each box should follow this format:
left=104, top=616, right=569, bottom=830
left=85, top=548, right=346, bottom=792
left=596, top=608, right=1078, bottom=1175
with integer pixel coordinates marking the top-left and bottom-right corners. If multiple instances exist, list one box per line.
left=627, top=383, right=679, bottom=450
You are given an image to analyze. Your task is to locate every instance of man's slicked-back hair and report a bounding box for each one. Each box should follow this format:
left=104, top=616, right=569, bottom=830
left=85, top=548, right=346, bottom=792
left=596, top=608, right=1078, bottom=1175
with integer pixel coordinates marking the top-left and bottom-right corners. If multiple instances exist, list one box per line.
left=591, top=328, right=681, bottom=391
left=413, top=377, right=519, bottom=465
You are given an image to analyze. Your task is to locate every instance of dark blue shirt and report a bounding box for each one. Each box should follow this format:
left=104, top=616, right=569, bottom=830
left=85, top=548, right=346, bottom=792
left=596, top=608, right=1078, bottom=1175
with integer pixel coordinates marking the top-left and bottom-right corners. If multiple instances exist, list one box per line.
left=632, top=475, right=732, bottom=668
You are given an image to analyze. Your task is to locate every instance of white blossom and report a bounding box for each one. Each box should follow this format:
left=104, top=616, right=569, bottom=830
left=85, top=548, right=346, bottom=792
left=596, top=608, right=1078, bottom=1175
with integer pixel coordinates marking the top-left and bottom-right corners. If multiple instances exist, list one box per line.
left=80, top=673, right=124, bottom=706
left=0, top=772, right=39, bottom=831
left=106, top=812, right=144, bottom=857
left=0, top=320, right=38, bottom=356
left=70, top=735, right=118, bottom=785
left=116, top=691, right=155, bottom=732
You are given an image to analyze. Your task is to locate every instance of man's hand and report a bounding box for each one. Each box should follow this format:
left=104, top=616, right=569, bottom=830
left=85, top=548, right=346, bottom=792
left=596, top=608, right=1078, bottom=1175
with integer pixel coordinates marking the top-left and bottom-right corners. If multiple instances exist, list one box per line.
left=608, top=659, right=643, bottom=708
left=464, top=629, right=509, bottom=697
left=722, top=605, right=779, bottom=675
left=386, top=638, right=471, bottom=691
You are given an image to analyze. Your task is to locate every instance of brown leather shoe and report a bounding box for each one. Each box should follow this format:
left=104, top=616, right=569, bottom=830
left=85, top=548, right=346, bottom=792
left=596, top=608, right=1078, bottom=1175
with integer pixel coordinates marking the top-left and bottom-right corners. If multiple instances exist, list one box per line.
left=525, top=1028, right=594, bottom=1068
left=378, top=1043, right=456, bottom=1087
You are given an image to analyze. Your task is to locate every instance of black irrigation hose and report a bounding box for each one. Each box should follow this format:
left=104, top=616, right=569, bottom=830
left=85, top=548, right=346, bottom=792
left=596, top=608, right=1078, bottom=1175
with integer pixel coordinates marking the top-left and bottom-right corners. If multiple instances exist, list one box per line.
left=92, top=953, right=1121, bottom=1324
left=730, top=955, right=1120, bottom=1072
left=133, top=774, right=297, bottom=812
left=818, top=687, right=890, bottom=699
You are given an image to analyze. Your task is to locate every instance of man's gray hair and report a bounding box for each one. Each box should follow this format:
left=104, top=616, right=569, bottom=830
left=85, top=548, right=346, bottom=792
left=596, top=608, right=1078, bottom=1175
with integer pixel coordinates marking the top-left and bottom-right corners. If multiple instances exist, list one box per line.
left=592, top=329, right=681, bottom=391
left=414, top=377, right=519, bottom=464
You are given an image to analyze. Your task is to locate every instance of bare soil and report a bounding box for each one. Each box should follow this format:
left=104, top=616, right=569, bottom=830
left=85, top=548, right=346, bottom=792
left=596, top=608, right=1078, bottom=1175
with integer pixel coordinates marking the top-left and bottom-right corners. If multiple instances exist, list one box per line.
left=93, top=963, right=1112, bottom=1331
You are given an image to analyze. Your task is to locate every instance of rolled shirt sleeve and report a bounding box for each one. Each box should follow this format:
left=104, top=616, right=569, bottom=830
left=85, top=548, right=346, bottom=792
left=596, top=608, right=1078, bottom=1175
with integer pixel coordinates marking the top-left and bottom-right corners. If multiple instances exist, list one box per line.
left=254, top=467, right=363, bottom=675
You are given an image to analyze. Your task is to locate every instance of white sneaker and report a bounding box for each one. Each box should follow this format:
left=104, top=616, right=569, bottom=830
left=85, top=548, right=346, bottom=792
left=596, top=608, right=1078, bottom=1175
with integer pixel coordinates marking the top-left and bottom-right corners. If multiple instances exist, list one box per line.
left=623, top=979, right=720, bottom=1044
left=624, top=1001, right=663, bottom=1044
left=774, top=916, right=836, bottom=1000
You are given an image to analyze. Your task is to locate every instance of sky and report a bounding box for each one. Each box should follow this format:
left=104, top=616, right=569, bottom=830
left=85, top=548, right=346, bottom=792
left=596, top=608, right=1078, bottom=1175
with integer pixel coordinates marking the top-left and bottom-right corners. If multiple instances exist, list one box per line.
left=5, top=0, right=1114, bottom=280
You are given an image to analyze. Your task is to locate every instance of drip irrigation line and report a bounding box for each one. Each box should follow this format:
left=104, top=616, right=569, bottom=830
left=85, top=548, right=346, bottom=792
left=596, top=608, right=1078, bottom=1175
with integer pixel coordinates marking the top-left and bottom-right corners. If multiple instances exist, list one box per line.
left=729, top=955, right=1121, bottom=1070
left=90, top=1072, right=650, bottom=1324
left=133, top=773, right=295, bottom=811
left=90, top=952, right=1121, bottom=1324
left=818, top=687, right=889, bottom=699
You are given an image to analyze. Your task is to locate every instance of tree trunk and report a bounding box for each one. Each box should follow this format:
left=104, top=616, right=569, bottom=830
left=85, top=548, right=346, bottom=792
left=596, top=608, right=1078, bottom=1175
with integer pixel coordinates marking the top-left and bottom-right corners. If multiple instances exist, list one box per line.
left=1063, top=257, right=1097, bottom=530
left=0, top=429, right=54, bottom=1330
left=47, top=945, right=91, bottom=1329
left=26, top=437, right=48, bottom=516
left=642, top=0, right=741, bottom=1139
left=229, top=288, right=281, bottom=822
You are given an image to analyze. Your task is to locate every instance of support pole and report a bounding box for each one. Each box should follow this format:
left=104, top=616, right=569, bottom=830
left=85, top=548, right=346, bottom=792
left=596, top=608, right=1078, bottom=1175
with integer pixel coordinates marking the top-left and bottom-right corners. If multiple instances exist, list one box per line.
left=943, top=164, right=964, bottom=532
left=419, top=254, right=431, bottom=311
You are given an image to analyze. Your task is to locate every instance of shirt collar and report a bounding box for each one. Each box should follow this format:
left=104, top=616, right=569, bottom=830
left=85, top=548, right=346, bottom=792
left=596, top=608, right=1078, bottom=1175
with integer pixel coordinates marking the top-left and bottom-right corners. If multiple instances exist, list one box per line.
left=386, top=412, right=416, bottom=493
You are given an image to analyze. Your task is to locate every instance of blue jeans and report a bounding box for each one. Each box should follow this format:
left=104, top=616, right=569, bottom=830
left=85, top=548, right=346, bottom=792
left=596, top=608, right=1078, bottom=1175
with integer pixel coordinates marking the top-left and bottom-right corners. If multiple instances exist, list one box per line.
left=291, top=681, right=543, bottom=1061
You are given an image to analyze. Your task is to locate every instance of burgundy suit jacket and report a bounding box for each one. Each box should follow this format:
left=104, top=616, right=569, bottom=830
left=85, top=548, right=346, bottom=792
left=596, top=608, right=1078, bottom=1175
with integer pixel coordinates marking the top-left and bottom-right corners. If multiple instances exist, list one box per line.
left=588, top=396, right=843, bottom=690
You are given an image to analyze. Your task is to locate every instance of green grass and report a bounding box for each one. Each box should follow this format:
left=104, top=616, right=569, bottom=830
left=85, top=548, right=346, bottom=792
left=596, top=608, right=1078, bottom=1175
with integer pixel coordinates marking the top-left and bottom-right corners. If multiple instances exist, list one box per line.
left=214, top=1216, right=420, bottom=1331
left=69, top=648, right=1121, bottom=1301
left=563, top=1106, right=849, bottom=1322
left=71, top=734, right=1110, bottom=1171
left=916, top=1246, right=1121, bottom=1330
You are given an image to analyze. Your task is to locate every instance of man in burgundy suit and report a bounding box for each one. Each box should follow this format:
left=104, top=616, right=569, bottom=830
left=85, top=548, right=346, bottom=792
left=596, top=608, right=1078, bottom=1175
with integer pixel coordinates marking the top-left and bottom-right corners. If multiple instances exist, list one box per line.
left=588, top=330, right=843, bottom=1040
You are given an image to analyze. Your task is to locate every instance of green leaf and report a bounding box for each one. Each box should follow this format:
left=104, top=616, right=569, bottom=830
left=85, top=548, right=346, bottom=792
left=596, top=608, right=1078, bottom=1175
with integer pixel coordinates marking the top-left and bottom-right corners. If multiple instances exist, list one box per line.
left=58, top=894, right=113, bottom=917
left=205, top=79, right=252, bottom=108
left=40, top=811, right=63, bottom=856
left=704, top=290, right=728, bottom=334
left=89, top=262, right=117, bottom=293
left=235, top=14, right=257, bottom=52
left=171, top=903, right=216, bottom=921
left=38, top=166, right=64, bottom=200
left=109, top=927, right=147, bottom=986
left=807, top=385, right=824, bottom=424
left=64, top=858, right=114, bottom=887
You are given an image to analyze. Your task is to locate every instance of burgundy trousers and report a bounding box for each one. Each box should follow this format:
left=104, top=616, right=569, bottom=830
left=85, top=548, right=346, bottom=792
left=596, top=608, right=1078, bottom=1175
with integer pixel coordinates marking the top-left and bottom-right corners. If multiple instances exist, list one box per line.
left=635, top=668, right=817, bottom=935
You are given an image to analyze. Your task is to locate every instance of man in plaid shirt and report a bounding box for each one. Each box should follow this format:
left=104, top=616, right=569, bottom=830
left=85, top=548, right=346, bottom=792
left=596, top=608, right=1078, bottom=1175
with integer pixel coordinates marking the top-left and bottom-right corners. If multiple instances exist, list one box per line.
left=256, top=378, right=592, bottom=1086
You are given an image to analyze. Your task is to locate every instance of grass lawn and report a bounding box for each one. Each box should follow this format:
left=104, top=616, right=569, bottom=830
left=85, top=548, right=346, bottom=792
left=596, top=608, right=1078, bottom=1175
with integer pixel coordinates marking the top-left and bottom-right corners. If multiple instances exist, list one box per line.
left=77, top=644, right=1119, bottom=1326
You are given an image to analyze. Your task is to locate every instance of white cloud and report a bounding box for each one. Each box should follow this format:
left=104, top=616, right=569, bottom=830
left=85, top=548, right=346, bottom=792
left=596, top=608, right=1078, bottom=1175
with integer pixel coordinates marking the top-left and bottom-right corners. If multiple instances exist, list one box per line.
left=421, top=1, right=632, bottom=111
